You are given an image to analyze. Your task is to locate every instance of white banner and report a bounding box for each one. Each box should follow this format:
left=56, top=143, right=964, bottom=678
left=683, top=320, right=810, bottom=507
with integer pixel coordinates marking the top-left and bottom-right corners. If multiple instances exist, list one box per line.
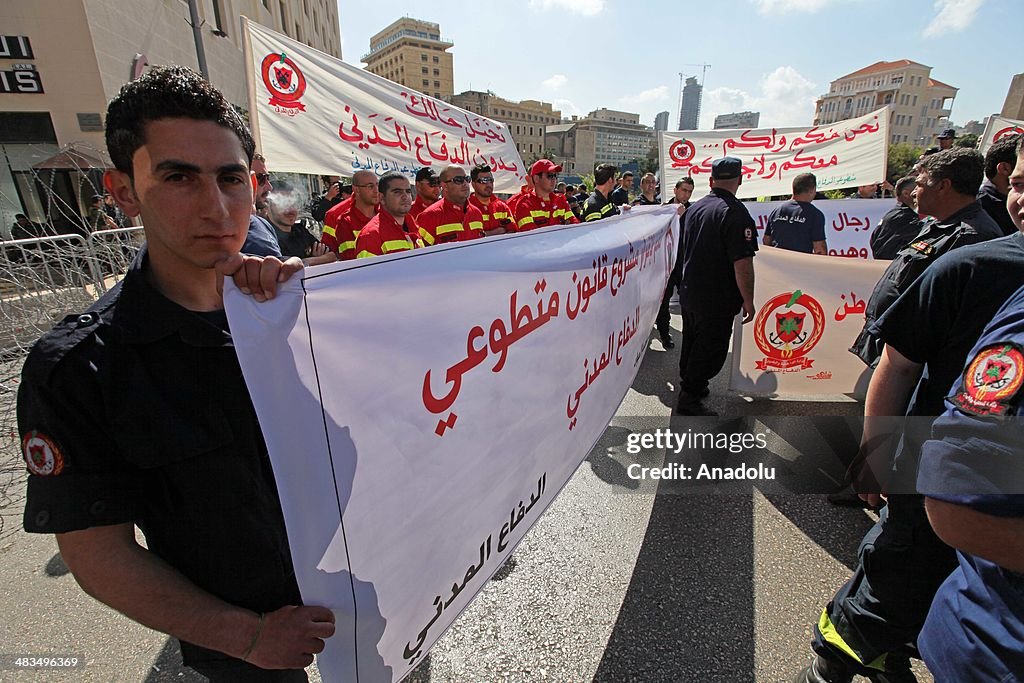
left=243, top=19, right=525, bottom=193
left=748, top=198, right=895, bottom=259
left=978, top=115, right=1024, bottom=155
left=224, top=207, right=679, bottom=683
left=660, top=108, right=889, bottom=201
left=730, top=248, right=888, bottom=397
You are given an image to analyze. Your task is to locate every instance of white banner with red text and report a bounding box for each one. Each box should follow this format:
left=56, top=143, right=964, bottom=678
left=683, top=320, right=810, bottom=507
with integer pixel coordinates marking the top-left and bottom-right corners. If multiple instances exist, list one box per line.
left=748, top=198, right=896, bottom=259
left=659, top=108, right=889, bottom=201
left=730, top=247, right=888, bottom=397
left=243, top=19, right=525, bottom=193
left=224, top=206, right=679, bottom=683
left=978, top=115, right=1024, bottom=155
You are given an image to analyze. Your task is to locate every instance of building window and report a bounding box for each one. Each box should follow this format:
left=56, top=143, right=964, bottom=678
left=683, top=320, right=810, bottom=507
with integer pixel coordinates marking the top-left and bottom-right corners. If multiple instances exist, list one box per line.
left=422, top=80, right=429, bottom=87
left=433, top=80, right=439, bottom=87
left=422, top=67, right=428, bottom=74
left=433, top=68, right=439, bottom=76
left=421, top=54, right=428, bottom=62
left=212, top=0, right=226, bottom=34
left=435, top=92, right=441, bottom=98
left=433, top=56, right=439, bottom=63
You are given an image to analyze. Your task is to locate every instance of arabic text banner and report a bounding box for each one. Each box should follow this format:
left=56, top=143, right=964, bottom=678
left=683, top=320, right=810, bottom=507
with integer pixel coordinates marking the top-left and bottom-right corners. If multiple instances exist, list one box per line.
left=729, top=247, right=887, bottom=397
left=224, top=207, right=679, bottom=683
left=243, top=19, right=525, bottom=193
left=748, top=198, right=895, bottom=259
left=978, top=115, right=1024, bottom=155
left=660, top=108, right=889, bottom=201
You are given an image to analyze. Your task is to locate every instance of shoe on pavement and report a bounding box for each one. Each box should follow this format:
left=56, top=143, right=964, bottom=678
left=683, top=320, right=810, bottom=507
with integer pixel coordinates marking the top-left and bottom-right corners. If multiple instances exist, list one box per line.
left=867, top=659, right=918, bottom=683
left=791, top=655, right=854, bottom=683
left=659, top=331, right=675, bottom=349
left=827, top=485, right=883, bottom=511
left=674, top=393, right=717, bottom=416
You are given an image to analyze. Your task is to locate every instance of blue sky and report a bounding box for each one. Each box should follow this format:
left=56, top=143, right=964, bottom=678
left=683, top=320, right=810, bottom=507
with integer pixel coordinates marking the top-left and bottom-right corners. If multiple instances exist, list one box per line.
left=336, top=0, right=1013, bottom=131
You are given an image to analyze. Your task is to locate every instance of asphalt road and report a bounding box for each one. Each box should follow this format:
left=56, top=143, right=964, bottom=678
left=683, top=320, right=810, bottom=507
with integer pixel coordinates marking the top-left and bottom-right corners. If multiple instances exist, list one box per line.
left=0, top=311, right=934, bottom=683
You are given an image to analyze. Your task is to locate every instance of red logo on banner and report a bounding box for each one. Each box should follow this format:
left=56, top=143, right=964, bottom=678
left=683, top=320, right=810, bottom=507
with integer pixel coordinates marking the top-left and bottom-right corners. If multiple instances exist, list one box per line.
left=261, top=52, right=307, bottom=116
left=668, top=138, right=696, bottom=167
left=753, top=290, right=826, bottom=372
left=994, top=125, right=1024, bottom=143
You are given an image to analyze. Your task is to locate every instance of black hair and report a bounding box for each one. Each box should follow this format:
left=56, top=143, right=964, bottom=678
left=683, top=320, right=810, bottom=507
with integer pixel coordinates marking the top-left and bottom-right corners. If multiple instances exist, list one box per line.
left=985, top=134, right=1022, bottom=179
left=917, top=147, right=984, bottom=197
left=792, top=173, right=817, bottom=195
left=105, top=65, right=255, bottom=177
left=471, top=164, right=492, bottom=181
left=594, top=163, right=618, bottom=186
left=675, top=177, right=694, bottom=189
left=378, top=171, right=408, bottom=193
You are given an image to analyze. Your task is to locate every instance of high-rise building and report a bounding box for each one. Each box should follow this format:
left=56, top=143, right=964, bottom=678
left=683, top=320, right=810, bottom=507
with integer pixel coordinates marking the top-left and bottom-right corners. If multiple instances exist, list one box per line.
left=654, top=111, right=669, bottom=132
left=813, top=60, right=957, bottom=147
left=1001, top=73, right=1024, bottom=120
left=448, top=90, right=560, bottom=160
left=0, top=0, right=341, bottom=235
left=545, top=109, right=654, bottom=176
left=678, top=77, right=701, bottom=130
left=361, top=18, right=454, bottom=101
left=714, top=111, right=760, bottom=130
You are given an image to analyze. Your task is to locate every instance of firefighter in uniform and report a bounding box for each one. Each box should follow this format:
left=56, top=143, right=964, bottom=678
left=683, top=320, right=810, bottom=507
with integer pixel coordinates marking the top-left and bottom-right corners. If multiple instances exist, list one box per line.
left=417, top=165, right=485, bottom=246
left=468, top=164, right=514, bottom=236
left=582, top=163, right=620, bottom=222
left=675, top=157, right=757, bottom=416
left=513, top=160, right=579, bottom=231
left=321, top=169, right=378, bottom=260
left=356, top=172, right=425, bottom=258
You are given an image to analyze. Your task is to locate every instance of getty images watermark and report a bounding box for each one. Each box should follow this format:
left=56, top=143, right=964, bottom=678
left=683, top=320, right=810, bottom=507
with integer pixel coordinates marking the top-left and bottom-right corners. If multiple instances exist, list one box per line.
left=624, top=427, right=775, bottom=482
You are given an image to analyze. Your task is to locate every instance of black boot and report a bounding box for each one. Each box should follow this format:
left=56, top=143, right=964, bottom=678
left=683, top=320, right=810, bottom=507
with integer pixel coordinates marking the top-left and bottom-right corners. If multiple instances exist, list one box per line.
left=791, top=654, right=855, bottom=683
left=674, top=391, right=717, bottom=416
left=659, top=330, right=675, bottom=349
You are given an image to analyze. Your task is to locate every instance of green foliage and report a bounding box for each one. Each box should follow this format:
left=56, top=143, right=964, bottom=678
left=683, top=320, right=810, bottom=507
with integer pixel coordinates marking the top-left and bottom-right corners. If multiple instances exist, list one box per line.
left=955, top=133, right=979, bottom=149
left=887, top=142, right=923, bottom=182
left=824, top=189, right=848, bottom=200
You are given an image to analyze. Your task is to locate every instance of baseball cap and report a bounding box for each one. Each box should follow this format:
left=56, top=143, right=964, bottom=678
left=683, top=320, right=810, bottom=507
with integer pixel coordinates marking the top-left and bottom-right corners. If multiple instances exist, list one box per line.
left=711, top=157, right=743, bottom=180
left=415, top=167, right=437, bottom=182
left=937, top=128, right=956, bottom=140
left=530, top=159, right=563, bottom=176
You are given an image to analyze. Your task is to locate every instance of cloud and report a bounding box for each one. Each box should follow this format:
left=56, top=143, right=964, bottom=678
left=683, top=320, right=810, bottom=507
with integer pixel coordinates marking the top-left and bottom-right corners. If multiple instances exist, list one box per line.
left=551, top=99, right=581, bottom=118
left=528, top=0, right=606, bottom=17
left=923, top=0, right=985, bottom=38
left=542, top=74, right=568, bottom=91
left=750, top=0, right=841, bottom=13
left=701, top=66, right=818, bottom=129
left=619, top=86, right=670, bottom=106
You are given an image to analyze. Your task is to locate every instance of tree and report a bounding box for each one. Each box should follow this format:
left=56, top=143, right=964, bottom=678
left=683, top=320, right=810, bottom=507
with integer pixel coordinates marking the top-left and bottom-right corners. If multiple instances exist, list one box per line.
left=887, top=142, right=923, bottom=182
left=955, top=133, right=979, bottom=149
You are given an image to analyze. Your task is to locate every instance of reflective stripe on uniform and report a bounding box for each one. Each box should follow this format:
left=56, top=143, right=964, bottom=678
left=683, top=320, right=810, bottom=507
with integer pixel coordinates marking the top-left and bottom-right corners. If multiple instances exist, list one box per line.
left=420, top=228, right=435, bottom=245
left=356, top=250, right=375, bottom=259
left=435, top=222, right=463, bottom=236
left=338, top=239, right=356, bottom=253
left=468, top=221, right=483, bottom=230
left=531, top=210, right=549, bottom=219
left=517, top=215, right=535, bottom=228
left=816, top=609, right=888, bottom=671
left=381, top=240, right=414, bottom=253
left=322, top=224, right=337, bottom=237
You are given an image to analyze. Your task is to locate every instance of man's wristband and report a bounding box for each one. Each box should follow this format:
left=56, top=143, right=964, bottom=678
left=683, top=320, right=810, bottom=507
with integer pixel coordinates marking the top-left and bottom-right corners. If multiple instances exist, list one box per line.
left=241, top=612, right=265, bottom=662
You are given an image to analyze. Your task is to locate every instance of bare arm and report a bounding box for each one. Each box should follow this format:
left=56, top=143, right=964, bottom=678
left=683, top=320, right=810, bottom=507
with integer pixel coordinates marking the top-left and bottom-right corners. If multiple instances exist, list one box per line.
left=733, top=257, right=755, bottom=323
left=812, top=240, right=827, bottom=255
left=925, top=498, right=1024, bottom=573
left=57, top=524, right=334, bottom=670
left=855, top=344, right=923, bottom=505
left=762, top=234, right=774, bottom=247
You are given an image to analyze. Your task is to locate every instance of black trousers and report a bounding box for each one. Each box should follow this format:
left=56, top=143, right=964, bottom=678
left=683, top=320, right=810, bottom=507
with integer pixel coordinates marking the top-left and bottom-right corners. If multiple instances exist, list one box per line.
left=811, top=494, right=958, bottom=672
left=678, top=309, right=735, bottom=398
left=189, top=659, right=309, bottom=682
left=656, top=281, right=674, bottom=336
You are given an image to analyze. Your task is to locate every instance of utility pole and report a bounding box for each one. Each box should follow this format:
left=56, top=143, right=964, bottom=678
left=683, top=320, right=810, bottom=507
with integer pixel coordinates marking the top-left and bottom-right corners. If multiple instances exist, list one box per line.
left=186, top=0, right=210, bottom=80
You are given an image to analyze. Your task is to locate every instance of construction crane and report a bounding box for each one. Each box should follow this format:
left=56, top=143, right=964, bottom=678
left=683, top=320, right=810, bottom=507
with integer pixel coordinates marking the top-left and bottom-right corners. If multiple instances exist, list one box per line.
left=677, top=63, right=711, bottom=129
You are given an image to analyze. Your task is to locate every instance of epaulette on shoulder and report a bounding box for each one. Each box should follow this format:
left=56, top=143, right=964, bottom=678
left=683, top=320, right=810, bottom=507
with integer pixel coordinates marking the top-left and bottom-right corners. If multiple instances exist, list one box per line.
left=23, top=282, right=122, bottom=383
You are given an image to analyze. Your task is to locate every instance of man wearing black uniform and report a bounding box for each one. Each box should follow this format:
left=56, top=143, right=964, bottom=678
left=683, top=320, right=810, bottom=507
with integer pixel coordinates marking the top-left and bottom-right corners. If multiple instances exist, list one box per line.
left=793, top=141, right=1024, bottom=683
left=977, top=133, right=1021, bottom=236
left=609, top=171, right=632, bottom=206
left=675, top=157, right=757, bottom=416
left=18, top=66, right=333, bottom=682
left=851, top=148, right=1003, bottom=368
left=869, top=176, right=922, bottom=259
left=582, top=163, right=620, bottom=222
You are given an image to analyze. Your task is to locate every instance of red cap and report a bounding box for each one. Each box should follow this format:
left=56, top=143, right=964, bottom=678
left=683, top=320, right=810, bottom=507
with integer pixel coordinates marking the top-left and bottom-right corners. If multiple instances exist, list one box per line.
left=530, top=159, right=563, bottom=176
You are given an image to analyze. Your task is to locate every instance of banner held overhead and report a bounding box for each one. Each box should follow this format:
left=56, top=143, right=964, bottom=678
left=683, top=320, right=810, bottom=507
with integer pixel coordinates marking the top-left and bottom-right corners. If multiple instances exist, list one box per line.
left=977, top=114, right=1024, bottom=155
left=242, top=18, right=525, bottom=194
left=660, top=108, right=890, bottom=201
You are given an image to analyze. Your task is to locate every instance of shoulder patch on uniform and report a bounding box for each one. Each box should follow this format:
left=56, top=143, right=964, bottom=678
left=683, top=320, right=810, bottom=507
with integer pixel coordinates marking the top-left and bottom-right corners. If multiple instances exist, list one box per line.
left=744, top=228, right=753, bottom=240
left=909, top=241, right=934, bottom=255
left=950, top=342, right=1024, bottom=417
left=22, top=430, right=65, bottom=476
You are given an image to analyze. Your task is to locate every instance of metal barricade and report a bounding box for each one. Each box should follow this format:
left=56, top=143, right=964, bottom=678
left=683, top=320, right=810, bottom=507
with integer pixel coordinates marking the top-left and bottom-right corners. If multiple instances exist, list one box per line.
left=0, top=227, right=144, bottom=539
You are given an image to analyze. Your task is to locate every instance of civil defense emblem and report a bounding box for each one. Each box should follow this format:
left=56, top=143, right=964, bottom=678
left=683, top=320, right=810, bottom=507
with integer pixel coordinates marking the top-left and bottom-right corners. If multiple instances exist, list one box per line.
left=753, top=290, right=826, bottom=372
left=260, top=52, right=307, bottom=115
left=952, top=343, right=1024, bottom=416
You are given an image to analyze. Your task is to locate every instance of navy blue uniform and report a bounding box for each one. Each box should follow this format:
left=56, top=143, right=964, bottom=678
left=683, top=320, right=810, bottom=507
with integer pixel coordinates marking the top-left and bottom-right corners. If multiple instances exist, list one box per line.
left=917, top=283, right=1024, bottom=682
left=811, top=232, right=1024, bottom=677
left=19, top=247, right=304, bottom=681
left=869, top=202, right=923, bottom=260
left=764, top=199, right=826, bottom=253
left=977, top=178, right=1017, bottom=237
left=582, top=189, right=619, bottom=222
left=244, top=214, right=283, bottom=257
left=676, top=187, right=757, bottom=399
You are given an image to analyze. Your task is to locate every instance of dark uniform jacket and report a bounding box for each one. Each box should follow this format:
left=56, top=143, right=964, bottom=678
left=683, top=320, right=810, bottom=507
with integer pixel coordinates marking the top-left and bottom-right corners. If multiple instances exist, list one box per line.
left=851, top=201, right=1003, bottom=367
left=19, top=247, right=301, bottom=665
left=582, top=189, right=619, bottom=222
left=870, top=202, right=923, bottom=260
left=977, top=178, right=1017, bottom=237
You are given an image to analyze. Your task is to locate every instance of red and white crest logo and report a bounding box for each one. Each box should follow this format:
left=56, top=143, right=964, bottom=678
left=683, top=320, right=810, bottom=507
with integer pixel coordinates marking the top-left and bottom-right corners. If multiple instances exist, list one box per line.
left=952, top=343, right=1024, bottom=416
left=668, top=138, right=696, bottom=168
left=260, top=52, right=307, bottom=116
left=22, top=431, right=65, bottom=477
left=753, top=290, right=826, bottom=372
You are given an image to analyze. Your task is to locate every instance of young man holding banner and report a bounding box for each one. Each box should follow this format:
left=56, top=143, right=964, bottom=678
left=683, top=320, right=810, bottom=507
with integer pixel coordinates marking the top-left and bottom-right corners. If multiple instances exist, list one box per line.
left=514, top=159, right=579, bottom=231
left=18, top=66, right=331, bottom=682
